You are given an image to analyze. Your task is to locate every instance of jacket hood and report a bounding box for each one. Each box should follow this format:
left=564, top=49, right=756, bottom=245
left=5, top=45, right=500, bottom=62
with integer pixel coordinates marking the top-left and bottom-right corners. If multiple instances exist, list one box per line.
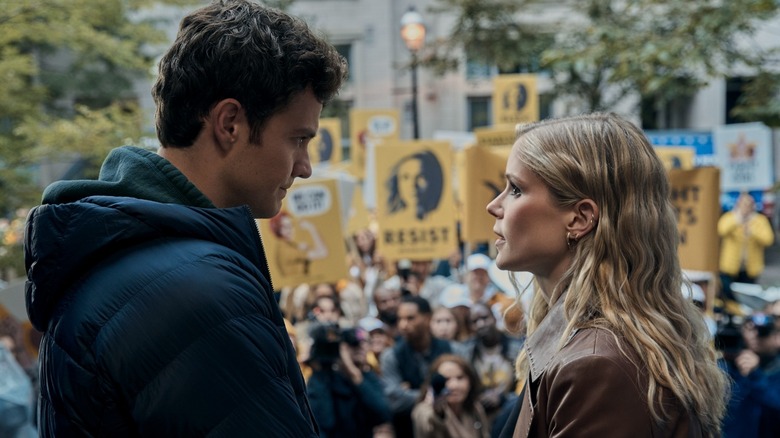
left=42, top=146, right=214, bottom=208
left=24, top=196, right=264, bottom=331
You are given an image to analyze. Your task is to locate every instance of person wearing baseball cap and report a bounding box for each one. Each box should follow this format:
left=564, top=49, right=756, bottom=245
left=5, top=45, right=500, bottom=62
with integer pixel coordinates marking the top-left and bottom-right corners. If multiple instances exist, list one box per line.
left=466, top=253, right=515, bottom=328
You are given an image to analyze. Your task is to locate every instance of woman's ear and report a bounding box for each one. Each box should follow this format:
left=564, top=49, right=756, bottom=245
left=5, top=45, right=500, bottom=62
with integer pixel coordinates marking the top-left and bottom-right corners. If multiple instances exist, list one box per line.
left=566, top=199, right=599, bottom=240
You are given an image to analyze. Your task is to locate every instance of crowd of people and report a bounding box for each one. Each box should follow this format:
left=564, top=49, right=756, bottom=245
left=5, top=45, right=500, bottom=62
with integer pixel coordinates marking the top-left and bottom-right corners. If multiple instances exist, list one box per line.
left=274, top=220, right=780, bottom=438
left=11, top=0, right=780, bottom=437
left=279, top=245, right=526, bottom=437
left=277, top=112, right=780, bottom=438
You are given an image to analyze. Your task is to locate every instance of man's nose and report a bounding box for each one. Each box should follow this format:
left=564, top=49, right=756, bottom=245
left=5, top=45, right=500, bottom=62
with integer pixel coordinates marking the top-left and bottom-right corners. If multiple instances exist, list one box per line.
left=296, top=153, right=312, bottom=179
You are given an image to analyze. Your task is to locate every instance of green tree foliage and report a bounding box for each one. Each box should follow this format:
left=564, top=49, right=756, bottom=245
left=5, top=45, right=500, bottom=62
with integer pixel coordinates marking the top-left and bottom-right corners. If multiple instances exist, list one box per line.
left=1, top=0, right=199, bottom=213
left=426, top=0, right=552, bottom=75
left=0, top=0, right=201, bottom=279
left=547, top=0, right=780, bottom=121
left=730, top=71, right=780, bottom=126
left=430, top=0, right=780, bottom=124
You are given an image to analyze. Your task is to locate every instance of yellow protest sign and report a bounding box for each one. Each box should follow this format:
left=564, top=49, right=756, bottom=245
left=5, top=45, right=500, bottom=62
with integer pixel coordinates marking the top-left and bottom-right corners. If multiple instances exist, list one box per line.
left=374, top=140, right=457, bottom=260
left=668, top=167, right=720, bottom=273
left=310, top=118, right=342, bottom=166
left=654, top=146, right=695, bottom=170
left=346, top=181, right=371, bottom=236
left=349, top=109, right=400, bottom=179
left=323, top=160, right=351, bottom=174
left=474, top=126, right=517, bottom=148
left=259, top=178, right=349, bottom=288
left=492, top=74, right=539, bottom=126
left=459, top=146, right=512, bottom=243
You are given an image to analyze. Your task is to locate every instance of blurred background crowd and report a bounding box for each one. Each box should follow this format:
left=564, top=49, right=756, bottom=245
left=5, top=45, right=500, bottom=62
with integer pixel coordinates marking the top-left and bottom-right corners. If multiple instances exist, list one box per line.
left=2, top=221, right=780, bottom=437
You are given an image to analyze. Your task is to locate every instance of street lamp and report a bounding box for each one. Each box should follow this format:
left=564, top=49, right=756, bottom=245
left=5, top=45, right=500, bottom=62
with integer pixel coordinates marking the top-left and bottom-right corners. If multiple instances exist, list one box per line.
left=400, top=6, right=426, bottom=139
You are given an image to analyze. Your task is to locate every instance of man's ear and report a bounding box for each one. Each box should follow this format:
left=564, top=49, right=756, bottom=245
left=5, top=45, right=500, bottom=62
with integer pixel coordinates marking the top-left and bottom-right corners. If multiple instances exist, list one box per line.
left=565, top=199, right=599, bottom=241
left=209, top=98, right=244, bottom=155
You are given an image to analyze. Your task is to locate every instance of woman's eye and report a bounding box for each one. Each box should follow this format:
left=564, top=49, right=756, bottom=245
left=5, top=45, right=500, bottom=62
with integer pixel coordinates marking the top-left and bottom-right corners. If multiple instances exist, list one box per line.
left=509, top=183, right=522, bottom=197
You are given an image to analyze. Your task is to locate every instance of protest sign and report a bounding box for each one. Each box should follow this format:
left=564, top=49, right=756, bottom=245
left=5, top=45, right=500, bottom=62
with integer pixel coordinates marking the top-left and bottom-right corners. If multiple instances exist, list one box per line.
left=259, top=178, right=348, bottom=288
left=374, top=140, right=457, bottom=260
left=668, top=167, right=720, bottom=274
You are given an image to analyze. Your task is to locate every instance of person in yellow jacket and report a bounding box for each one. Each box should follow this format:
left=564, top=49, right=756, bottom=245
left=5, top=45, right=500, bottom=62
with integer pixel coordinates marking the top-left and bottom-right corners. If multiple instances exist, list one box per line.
left=718, top=193, right=775, bottom=301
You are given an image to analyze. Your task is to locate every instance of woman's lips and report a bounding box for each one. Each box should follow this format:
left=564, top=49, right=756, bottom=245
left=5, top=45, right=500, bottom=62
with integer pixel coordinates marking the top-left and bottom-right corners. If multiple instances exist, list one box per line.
left=493, top=229, right=505, bottom=248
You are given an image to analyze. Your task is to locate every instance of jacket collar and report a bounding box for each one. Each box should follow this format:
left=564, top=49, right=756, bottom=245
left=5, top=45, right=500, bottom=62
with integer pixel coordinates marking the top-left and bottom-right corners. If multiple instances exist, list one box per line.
left=525, top=293, right=571, bottom=382
left=25, top=197, right=267, bottom=331
left=42, top=146, right=214, bottom=208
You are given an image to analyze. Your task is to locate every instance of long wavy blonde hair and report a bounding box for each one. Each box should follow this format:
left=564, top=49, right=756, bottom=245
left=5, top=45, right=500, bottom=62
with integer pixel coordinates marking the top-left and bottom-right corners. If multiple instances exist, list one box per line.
left=511, top=113, right=727, bottom=435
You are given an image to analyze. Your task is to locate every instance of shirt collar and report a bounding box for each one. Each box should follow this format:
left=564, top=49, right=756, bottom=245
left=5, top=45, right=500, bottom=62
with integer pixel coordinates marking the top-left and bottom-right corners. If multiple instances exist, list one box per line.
left=525, top=293, right=571, bottom=381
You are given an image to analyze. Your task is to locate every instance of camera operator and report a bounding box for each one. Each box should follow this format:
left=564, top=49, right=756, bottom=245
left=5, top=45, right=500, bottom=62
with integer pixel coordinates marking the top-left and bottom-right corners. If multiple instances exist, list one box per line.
left=305, top=323, right=393, bottom=438
left=718, top=312, right=780, bottom=438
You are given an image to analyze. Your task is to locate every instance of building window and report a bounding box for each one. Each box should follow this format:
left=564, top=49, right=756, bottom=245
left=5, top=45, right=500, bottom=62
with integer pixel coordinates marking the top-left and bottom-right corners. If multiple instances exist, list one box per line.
left=725, top=76, right=750, bottom=125
left=321, top=98, right=353, bottom=159
left=334, top=43, right=353, bottom=84
left=539, top=93, right=552, bottom=120
left=467, top=96, right=491, bottom=131
left=466, top=61, right=495, bottom=81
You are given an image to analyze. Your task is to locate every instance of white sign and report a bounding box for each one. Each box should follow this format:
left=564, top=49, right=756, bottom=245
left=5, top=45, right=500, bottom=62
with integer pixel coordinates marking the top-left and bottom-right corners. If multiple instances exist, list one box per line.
left=288, top=185, right=332, bottom=217
left=368, top=115, right=396, bottom=137
left=714, top=123, right=773, bottom=192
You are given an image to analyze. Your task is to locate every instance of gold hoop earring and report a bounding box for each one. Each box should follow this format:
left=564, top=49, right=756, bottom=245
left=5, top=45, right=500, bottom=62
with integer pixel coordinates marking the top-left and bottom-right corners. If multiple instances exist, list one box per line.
left=566, top=232, right=578, bottom=249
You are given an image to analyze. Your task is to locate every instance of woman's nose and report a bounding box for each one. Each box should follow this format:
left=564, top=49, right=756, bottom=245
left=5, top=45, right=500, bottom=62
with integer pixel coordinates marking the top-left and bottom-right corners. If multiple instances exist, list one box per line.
left=487, top=194, right=502, bottom=217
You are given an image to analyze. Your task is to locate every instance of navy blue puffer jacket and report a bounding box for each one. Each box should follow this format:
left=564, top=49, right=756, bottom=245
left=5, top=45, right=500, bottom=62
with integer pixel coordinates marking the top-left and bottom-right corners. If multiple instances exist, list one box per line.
left=25, top=195, right=317, bottom=437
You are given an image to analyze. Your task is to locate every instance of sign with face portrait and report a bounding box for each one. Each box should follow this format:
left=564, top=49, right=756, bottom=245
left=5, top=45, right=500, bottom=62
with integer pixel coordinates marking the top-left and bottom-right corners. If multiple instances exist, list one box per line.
left=258, top=178, right=348, bottom=289
left=458, top=145, right=512, bottom=243
left=668, top=167, right=720, bottom=274
left=492, top=74, right=539, bottom=126
left=474, top=126, right=517, bottom=148
left=309, top=118, right=342, bottom=166
left=349, top=109, right=400, bottom=179
left=374, top=140, right=457, bottom=260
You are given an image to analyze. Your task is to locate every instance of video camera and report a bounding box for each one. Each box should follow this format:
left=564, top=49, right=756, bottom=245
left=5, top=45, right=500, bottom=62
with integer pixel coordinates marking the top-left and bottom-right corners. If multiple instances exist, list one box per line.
left=748, top=313, right=776, bottom=338
left=308, top=322, right=363, bottom=366
left=714, top=313, right=775, bottom=362
left=431, top=372, right=449, bottom=397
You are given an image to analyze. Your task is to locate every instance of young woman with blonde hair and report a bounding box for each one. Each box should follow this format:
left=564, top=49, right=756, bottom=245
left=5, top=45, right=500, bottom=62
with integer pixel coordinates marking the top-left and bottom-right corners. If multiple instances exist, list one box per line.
left=487, top=113, right=727, bottom=437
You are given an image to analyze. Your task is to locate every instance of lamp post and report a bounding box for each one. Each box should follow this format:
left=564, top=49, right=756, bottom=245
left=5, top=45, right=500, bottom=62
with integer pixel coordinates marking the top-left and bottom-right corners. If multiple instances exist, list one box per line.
left=400, top=6, right=426, bottom=139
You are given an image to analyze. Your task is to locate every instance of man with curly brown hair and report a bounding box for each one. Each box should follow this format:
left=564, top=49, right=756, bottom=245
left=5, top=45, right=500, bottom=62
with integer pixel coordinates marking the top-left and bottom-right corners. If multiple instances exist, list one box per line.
left=24, top=1, right=347, bottom=435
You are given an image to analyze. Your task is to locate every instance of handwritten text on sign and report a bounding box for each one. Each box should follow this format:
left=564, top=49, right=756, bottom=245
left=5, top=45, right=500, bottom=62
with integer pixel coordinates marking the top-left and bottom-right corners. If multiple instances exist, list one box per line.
left=668, top=167, right=720, bottom=273
left=289, top=185, right=331, bottom=217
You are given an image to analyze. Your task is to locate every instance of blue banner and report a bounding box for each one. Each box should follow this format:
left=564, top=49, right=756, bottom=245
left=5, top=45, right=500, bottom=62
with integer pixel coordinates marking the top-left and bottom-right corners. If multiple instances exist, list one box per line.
left=645, top=130, right=714, bottom=166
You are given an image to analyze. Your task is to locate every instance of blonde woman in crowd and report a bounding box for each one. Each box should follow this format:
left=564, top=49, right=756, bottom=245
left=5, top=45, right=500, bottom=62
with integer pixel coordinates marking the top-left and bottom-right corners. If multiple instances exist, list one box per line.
left=487, top=113, right=727, bottom=437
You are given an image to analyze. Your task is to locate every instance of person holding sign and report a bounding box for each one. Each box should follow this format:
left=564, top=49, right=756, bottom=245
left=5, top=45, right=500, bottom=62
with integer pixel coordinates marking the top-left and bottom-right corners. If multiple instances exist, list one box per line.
left=23, top=1, right=347, bottom=436
left=487, top=113, right=727, bottom=437
left=718, top=192, right=775, bottom=302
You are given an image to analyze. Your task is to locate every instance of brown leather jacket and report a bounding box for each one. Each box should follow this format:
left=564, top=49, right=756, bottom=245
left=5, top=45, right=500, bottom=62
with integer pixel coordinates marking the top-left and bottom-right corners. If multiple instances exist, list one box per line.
left=512, top=295, right=705, bottom=437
